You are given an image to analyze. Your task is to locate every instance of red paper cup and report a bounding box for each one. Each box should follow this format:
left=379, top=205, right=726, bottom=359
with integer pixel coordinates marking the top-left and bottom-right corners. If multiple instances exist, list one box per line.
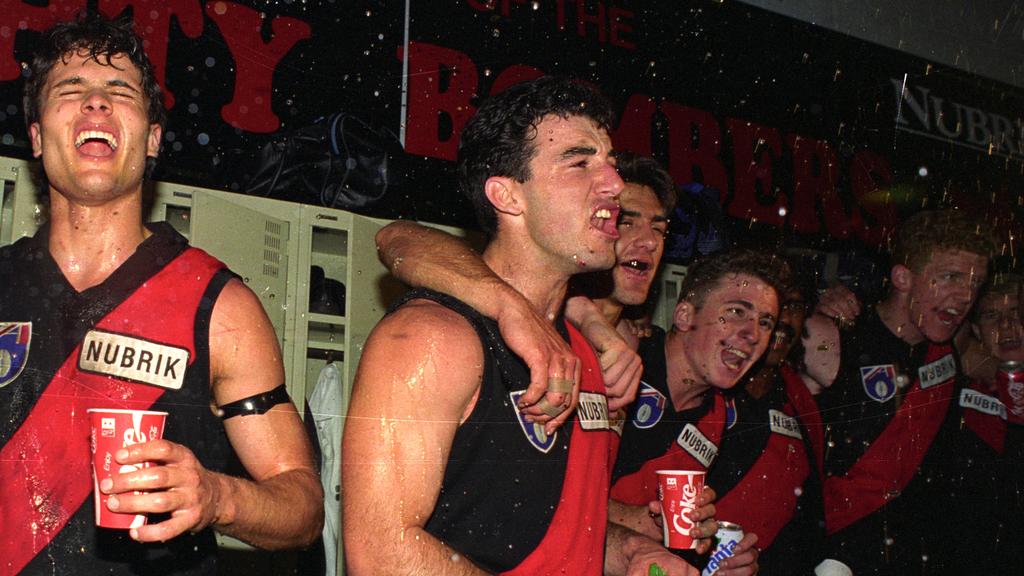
left=656, top=469, right=705, bottom=549
left=88, top=408, right=167, bottom=529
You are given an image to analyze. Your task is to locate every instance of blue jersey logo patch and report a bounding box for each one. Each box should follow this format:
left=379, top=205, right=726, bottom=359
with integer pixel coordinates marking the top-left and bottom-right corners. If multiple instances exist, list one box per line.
left=510, top=390, right=557, bottom=453
left=861, top=364, right=897, bottom=402
left=725, top=397, right=737, bottom=430
left=632, top=382, right=666, bottom=429
left=0, top=322, right=32, bottom=389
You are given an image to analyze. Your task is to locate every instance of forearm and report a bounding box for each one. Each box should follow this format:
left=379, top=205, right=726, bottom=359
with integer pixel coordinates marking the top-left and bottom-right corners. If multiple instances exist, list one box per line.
left=345, top=525, right=490, bottom=576
left=608, top=499, right=661, bottom=540
left=377, top=220, right=516, bottom=319
left=605, top=523, right=677, bottom=576
left=212, top=467, right=323, bottom=549
left=566, top=296, right=617, bottom=348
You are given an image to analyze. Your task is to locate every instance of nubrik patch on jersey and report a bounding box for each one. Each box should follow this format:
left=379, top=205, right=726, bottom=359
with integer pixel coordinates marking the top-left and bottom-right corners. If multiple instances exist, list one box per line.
left=918, top=354, right=956, bottom=389
left=577, top=392, right=613, bottom=432
left=769, top=409, right=802, bottom=439
left=676, top=423, right=718, bottom=468
left=959, top=388, right=1007, bottom=420
left=78, top=330, right=190, bottom=390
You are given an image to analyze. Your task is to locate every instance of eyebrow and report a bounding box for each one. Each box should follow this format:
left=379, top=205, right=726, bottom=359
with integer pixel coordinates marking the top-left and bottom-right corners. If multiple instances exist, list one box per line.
left=52, top=76, right=141, bottom=93
left=558, top=145, right=597, bottom=160
left=726, top=299, right=777, bottom=318
left=619, top=209, right=669, bottom=222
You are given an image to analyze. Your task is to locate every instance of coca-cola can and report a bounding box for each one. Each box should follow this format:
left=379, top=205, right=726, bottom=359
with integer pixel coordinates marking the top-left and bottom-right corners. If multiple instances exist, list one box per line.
left=701, top=521, right=744, bottom=576
left=996, top=360, right=1024, bottom=425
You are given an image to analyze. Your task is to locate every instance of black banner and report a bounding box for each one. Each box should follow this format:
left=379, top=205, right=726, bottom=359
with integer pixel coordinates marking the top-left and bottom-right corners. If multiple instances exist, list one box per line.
left=1, top=1, right=1020, bottom=272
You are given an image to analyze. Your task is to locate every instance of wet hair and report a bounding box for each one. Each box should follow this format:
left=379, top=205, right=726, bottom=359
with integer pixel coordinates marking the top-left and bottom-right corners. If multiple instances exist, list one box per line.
left=890, top=209, right=994, bottom=273
left=24, top=12, right=166, bottom=132
left=614, top=151, right=676, bottom=215
left=677, top=248, right=790, bottom=311
left=457, top=76, right=617, bottom=235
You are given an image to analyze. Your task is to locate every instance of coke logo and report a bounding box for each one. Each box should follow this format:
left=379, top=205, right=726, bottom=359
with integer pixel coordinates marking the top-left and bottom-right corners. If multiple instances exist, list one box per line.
left=123, top=426, right=148, bottom=447
left=671, top=480, right=699, bottom=534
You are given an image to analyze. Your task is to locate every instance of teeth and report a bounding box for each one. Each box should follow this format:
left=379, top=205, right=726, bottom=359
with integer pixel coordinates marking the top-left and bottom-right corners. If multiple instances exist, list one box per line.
left=594, top=208, right=612, bottom=219
left=722, top=348, right=749, bottom=369
left=623, top=259, right=650, bottom=271
left=944, top=308, right=960, bottom=315
left=75, top=130, right=118, bottom=150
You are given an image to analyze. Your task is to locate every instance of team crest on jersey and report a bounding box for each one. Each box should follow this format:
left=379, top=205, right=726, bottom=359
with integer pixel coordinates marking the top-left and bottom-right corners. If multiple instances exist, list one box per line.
left=0, top=322, right=31, bottom=389
left=632, top=382, right=666, bottom=429
left=860, top=364, right=897, bottom=402
left=918, top=354, right=956, bottom=389
left=78, top=330, right=190, bottom=390
left=509, top=390, right=557, bottom=453
left=725, top=396, right=737, bottom=430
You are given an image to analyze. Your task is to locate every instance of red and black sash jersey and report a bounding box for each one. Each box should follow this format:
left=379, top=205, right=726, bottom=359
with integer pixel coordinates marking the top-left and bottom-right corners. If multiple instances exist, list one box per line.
left=937, top=378, right=1019, bottom=574
left=611, top=327, right=728, bottom=506
left=815, top=308, right=964, bottom=574
left=708, top=366, right=825, bottom=575
left=0, top=223, right=233, bottom=576
left=400, top=290, right=621, bottom=575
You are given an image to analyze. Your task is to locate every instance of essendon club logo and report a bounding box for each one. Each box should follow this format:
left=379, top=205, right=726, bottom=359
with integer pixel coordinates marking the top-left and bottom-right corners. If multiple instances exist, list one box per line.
left=861, top=364, right=898, bottom=402
left=632, top=382, right=666, bottom=429
left=0, top=322, right=31, bottom=389
left=509, top=390, right=557, bottom=453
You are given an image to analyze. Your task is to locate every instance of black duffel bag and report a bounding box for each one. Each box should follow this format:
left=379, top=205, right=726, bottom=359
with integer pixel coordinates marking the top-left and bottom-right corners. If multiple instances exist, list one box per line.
left=246, top=112, right=408, bottom=216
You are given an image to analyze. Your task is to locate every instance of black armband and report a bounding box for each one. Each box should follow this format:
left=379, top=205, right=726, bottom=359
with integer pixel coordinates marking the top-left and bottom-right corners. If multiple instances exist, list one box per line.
left=217, top=384, right=291, bottom=420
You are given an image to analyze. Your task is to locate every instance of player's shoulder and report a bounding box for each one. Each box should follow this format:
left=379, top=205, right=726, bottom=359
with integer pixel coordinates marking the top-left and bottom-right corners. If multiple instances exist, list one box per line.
left=374, top=297, right=483, bottom=350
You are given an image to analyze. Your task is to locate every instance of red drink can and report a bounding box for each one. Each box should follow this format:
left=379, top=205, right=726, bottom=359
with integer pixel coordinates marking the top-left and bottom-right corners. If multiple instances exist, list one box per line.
left=996, top=360, right=1024, bottom=425
left=701, top=521, right=744, bottom=576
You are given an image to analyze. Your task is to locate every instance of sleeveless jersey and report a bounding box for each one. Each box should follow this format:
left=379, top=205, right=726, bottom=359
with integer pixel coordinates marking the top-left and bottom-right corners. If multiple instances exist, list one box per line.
left=940, top=378, right=1018, bottom=573
left=709, top=366, right=825, bottom=574
left=611, top=326, right=728, bottom=506
left=396, top=290, right=621, bottom=575
left=0, top=223, right=232, bottom=576
left=816, top=308, right=962, bottom=574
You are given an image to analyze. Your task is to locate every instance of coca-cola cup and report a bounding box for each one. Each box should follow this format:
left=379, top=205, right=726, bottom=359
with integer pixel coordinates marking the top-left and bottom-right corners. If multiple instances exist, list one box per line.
left=88, top=408, right=167, bottom=529
left=656, top=469, right=706, bottom=549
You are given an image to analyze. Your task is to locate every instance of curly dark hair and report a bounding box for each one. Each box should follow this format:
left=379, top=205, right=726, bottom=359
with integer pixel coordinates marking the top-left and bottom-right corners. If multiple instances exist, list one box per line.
left=677, top=248, right=790, bottom=311
left=23, top=12, right=166, bottom=135
left=890, top=209, right=995, bottom=273
left=456, top=76, right=617, bottom=235
left=614, top=151, right=676, bottom=214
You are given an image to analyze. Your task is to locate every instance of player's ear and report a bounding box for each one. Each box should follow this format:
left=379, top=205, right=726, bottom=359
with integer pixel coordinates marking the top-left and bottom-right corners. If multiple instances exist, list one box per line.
left=484, top=176, right=523, bottom=216
left=891, top=264, right=913, bottom=293
left=29, top=123, right=42, bottom=158
left=146, top=123, right=162, bottom=158
left=673, top=300, right=696, bottom=332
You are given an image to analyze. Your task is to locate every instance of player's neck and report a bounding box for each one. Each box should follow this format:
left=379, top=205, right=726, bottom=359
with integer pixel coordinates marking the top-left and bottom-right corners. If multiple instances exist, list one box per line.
left=877, top=293, right=926, bottom=345
left=664, top=330, right=709, bottom=411
left=483, top=240, right=571, bottom=323
left=47, top=192, right=150, bottom=292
